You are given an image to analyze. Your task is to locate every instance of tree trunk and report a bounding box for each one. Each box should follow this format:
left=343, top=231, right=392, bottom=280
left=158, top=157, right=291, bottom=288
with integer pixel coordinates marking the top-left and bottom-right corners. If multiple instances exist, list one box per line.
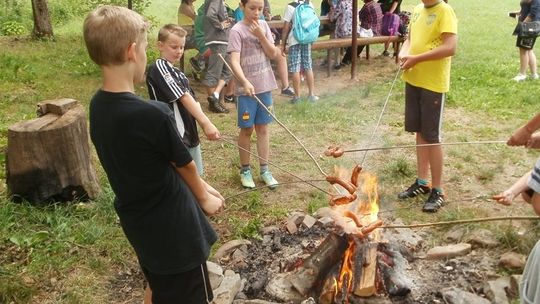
left=31, top=0, right=53, bottom=39
left=128, top=0, right=133, bottom=9
left=6, top=99, right=100, bottom=204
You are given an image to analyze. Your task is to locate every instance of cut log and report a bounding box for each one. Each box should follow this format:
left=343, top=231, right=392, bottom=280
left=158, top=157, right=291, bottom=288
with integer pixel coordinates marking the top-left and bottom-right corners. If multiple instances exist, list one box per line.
left=353, top=242, right=378, bottom=297
left=377, top=243, right=411, bottom=297
left=7, top=99, right=100, bottom=204
left=288, top=233, right=348, bottom=296
left=317, top=264, right=340, bottom=304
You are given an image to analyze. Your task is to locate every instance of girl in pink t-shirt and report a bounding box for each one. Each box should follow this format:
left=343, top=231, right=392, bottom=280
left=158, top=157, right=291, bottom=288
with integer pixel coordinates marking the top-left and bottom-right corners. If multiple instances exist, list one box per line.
left=227, top=0, right=281, bottom=190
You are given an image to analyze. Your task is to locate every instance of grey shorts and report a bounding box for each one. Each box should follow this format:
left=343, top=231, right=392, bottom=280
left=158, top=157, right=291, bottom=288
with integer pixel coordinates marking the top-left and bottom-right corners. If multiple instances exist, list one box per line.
left=202, top=44, right=231, bottom=87
left=188, top=144, right=204, bottom=176
left=404, top=83, right=445, bottom=143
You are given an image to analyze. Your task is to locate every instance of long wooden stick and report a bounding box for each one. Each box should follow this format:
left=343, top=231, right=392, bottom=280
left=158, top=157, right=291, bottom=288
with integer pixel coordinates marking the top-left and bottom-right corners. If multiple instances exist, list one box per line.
left=217, top=53, right=328, bottom=177
left=379, top=216, right=539, bottom=229
left=346, top=140, right=506, bottom=154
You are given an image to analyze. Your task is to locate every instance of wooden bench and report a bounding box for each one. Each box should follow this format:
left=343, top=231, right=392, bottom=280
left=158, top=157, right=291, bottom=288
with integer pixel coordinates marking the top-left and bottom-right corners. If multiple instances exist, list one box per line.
left=179, top=17, right=404, bottom=77
left=312, top=35, right=404, bottom=76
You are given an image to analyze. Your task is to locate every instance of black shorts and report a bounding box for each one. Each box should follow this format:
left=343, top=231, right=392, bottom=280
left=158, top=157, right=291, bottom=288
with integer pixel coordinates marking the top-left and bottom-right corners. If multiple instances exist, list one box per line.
left=517, top=36, right=537, bottom=50
left=141, top=263, right=213, bottom=304
left=404, top=83, right=445, bottom=143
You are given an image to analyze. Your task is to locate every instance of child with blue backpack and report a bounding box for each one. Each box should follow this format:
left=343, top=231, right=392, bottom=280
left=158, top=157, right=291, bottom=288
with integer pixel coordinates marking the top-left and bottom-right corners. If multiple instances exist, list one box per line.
left=228, top=0, right=281, bottom=189
left=281, top=0, right=320, bottom=103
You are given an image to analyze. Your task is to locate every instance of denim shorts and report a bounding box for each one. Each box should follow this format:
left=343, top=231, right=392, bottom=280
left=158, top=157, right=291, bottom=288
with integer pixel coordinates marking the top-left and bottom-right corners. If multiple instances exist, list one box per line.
left=237, top=91, right=274, bottom=128
left=188, top=144, right=204, bottom=176
left=287, top=44, right=313, bottom=73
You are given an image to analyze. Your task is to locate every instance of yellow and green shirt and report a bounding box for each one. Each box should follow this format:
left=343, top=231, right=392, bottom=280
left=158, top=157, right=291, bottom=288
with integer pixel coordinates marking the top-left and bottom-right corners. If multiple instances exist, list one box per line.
left=402, top=1, right=457, bottom=93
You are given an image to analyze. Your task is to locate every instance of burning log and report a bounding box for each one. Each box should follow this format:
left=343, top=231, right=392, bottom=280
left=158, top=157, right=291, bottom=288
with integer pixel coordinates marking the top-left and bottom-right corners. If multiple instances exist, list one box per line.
left=288, top=233, right=348, bottom=296
left=377, top=243, right=411, bottom=297
left=353, top=242, right=378, bottom=297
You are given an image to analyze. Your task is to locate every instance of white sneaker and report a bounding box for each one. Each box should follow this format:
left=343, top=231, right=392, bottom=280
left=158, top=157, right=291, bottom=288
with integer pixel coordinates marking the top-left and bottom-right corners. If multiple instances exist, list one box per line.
left=513, top=74, right=527, bottom=82
left=532, top=73, right=540, bottom=80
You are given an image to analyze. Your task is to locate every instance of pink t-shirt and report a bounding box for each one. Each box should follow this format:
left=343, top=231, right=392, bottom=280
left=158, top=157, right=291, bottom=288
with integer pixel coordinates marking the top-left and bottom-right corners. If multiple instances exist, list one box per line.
left=227, top=20, right=278, bottom=95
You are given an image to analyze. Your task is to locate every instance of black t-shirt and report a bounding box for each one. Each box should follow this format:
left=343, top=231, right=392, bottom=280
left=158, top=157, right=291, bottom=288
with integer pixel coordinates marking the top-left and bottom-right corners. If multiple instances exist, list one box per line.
left=378, top=0, right=401, bottom=14
left=146, top=58, right=200, bottom=148
left=89, top=90, right=217, bottom=274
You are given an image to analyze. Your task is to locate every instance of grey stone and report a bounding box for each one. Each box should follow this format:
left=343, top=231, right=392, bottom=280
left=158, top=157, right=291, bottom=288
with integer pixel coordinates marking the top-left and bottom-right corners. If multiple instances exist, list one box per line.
left=445, top=227, right=467, bottom=242
left=261, top=225, right=280, bottom=235
left=484, top=277, right=510, bottom=304
left=265, top=273, right=305, bottom=303
left=206, top=261, right=224, bottom=290
left=441, top=287, right=491, bottom=304
left=213, top=239, right=252, bottom=261
left=316, top=216, right=334, bottom=227
left=213, top=271, right=242, bottom=304
left=427, top=243, right=472, bottom=260
left=465, top=228, right=499, bottom=248
left=314, top=207, right=335, bottom=218
left=509, top=275, right=522, bottom=298
left=302, top=215, right=317, bottom=229
left=499, top=252, right=526, bottom=270
left=384, top=218, right=423, bottom=249
left=286, top=220, right=298, bottom=234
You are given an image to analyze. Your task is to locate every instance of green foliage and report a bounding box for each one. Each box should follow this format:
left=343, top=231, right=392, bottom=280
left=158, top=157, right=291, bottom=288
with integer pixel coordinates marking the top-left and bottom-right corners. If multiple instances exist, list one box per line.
left=0, top=21, right=26, bottom=36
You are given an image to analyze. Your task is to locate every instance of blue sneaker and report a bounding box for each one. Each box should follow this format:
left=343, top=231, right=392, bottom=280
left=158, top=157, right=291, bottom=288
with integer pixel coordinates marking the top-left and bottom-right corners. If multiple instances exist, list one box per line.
left=308, top=95, right=319, bottom=102
left=260, top=171, right=278, bottom=190
left=240, top=170, right=256, bottom=189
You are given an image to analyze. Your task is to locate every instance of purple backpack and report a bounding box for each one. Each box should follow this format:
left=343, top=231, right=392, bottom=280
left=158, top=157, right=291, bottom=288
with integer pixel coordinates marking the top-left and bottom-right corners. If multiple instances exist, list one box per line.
left=381, top=13, right=400, bottom=36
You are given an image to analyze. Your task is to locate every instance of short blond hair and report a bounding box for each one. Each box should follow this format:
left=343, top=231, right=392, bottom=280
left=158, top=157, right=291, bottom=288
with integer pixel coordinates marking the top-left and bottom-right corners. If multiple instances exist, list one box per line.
left=158, top=24, right=187, bottom=43
left=83, top=5, right=148, bottom=66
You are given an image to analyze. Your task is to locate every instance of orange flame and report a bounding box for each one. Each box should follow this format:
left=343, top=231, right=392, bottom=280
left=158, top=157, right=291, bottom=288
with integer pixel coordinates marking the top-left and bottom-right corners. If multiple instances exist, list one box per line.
left=333, top=239, right=355, bottom=303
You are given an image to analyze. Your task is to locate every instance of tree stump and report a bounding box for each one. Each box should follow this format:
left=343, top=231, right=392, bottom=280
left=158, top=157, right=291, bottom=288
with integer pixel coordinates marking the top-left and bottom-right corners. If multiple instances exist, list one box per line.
left=7, top=99, right=100, bottom=204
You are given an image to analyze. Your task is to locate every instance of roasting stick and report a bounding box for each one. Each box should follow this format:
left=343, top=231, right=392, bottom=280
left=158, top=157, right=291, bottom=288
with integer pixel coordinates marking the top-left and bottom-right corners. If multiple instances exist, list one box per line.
left=217, top=54, right=327, bottom=177
left=378, top=216, right=540, bottom=229
left=343, top=140, right=507, bottom=154
left=219, top=136, right=333, bottom=196
left=224, top=179, right=328, bottom=200
left=359, top=66, right=402, bottom=167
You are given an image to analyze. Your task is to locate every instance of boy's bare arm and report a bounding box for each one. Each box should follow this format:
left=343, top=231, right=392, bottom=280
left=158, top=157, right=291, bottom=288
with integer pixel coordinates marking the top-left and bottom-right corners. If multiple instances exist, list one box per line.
left=172, top=161, right=224, bottom=215
left=178, top=95, right=220, bottom=140
left=400, top=32, right=457, bottom=70
left=508, top=113, right=540, bottom=146
left=229, top=51, right=255, bottom=95
left=281, top=22, right=291, bottom=55
left=493, top=171, right=532, bottom=205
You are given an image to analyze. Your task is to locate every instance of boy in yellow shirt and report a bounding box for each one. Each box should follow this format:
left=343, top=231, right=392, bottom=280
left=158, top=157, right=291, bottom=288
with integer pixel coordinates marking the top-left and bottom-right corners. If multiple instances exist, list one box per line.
left=397, top=0, right=457, bottom=212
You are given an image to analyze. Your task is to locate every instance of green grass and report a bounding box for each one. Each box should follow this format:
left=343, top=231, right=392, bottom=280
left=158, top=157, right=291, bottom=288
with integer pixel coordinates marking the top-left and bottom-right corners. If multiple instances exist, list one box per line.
left=1, top=0, right=540, bottom=302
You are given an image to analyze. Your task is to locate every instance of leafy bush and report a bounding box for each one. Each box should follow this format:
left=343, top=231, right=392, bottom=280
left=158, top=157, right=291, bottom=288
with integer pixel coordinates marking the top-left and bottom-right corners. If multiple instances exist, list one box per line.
left=0, top=21, right=26, bottom=36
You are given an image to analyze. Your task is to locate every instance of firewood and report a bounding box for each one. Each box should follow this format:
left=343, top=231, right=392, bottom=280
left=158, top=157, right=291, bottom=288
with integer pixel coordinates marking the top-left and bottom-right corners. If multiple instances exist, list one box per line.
left=353, top=242, right=378, bottom=297
left=7, top=99, right=100, bottom=204
left=377, top=243, right=411, bottom=297
left=288, top=233, right=348, bottom=296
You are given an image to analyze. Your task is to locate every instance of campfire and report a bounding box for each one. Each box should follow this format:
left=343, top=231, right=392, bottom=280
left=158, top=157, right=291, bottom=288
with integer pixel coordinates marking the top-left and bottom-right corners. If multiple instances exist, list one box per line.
left=286, top=167, right=412, bottom=303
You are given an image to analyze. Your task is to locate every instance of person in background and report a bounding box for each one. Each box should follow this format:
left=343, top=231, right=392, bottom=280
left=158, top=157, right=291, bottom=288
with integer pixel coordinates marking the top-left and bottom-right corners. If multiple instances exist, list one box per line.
left=83, top=6, right=224, bottom=303
left=511, top=0, right=540, bottom=82
left=228, top=0, right=280, bottom=189
left=493, top=113, right=540, bottom=304
left=378, top=0, right=402, bottom=56
left=282, top=0, right=319, bottom=103
left=356, top=0, right=383, bottom=58
left=202, top=0, right=233, bottom=113
left=178, top=0, right=207, bottom=75
left=329, top=0, right=360, bottom=69
left=396, top=0, right=457, bottom=213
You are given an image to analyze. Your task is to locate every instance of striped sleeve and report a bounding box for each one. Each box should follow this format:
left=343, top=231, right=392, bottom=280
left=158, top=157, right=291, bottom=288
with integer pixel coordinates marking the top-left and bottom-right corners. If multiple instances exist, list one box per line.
left=147, top=59, right=188, bottom=103
left=528, top=158, right=540, bottom=193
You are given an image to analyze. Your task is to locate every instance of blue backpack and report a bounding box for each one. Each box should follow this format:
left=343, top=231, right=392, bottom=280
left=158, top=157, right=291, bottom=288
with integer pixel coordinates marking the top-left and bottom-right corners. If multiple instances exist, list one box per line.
left=291, top=0, right=320, bottom=44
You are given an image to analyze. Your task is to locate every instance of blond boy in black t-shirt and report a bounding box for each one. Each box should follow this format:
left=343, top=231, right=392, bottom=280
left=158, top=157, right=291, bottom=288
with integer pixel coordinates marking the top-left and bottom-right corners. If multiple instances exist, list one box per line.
left=83, top=6, right=224, bottom=303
